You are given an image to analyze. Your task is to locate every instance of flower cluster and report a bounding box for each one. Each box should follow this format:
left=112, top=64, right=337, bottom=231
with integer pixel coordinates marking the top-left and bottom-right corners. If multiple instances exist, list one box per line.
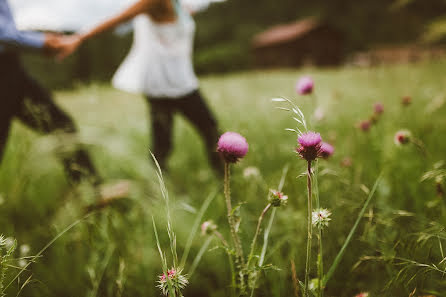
left=217, top=132, right=249, bottom=163
left=296, top=132, right=334, bottom=161
left=268, top=190, right=288, bottom=207
left=157, top=268, right=189, bottom=296
left=358, top=102, right=385, bottom=132
left=312, top=208, right=332, bottom=229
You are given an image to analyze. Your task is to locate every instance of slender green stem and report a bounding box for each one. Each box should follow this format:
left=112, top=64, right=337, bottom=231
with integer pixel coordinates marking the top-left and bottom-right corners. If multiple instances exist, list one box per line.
left=247, top=203, right=272, bottom=268
left=212, top=231, right=236, bottom=297
left=318, top=229, right=323, bottom=297
left=224, top=162, right=245, bottom=292
left=313, top=162, right=323, bottom=297
left=304, top=160, right=313, bottom=297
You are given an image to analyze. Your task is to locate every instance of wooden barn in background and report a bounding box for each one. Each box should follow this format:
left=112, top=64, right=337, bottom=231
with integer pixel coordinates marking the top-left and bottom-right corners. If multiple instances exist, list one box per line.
left=252, top=18, right=344, bottom=68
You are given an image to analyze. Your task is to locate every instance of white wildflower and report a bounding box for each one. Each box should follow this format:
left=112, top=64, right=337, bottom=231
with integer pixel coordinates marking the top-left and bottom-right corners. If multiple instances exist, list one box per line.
left=312, top=208, right=332, bottom=229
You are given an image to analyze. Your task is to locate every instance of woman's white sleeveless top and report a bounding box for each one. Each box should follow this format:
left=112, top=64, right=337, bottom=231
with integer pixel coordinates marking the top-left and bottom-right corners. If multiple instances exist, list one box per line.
left=112, top=13, right=199, bottom=98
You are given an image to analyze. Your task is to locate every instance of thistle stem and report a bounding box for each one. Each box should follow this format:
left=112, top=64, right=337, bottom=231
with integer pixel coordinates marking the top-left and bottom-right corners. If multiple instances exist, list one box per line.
left=247, top=203, right=272, bottom=268
left=318, top=229, right=324, bottom=297
left=304, top=160, right=313, bottom=297
left=223, top=162, right=245, bottom=291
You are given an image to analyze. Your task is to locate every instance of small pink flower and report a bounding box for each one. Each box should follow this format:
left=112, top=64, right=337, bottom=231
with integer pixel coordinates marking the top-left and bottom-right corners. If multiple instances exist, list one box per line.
left=296, top=76, right=314, bottom=95
left=394, top=130, right=411, bottom=145
left=296, top=131, right=322, bottom=161
left=358, top=120, right=371, bottom=132
left=319, top=142, right=334, bottom=159
left=354, top=293, right=369, bottom=297
left=268, top=190, right=288, bottom=207
left=401, top=96, right=411, bottom=106
left=217, top=132, right=249, bottom=163
left=374, top=102, right=384, bottom=115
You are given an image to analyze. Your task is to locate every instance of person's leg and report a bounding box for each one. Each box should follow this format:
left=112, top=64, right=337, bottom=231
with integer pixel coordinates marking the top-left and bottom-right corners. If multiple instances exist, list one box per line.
left=16, top=72, right=101, bottom=185
left=0, top=115, right=13, bottom=163
left=147, top=96, right=175, bottom=171
left=176, top=90, right=222, bottom=173
left=0, top=53, right=23, bottom=164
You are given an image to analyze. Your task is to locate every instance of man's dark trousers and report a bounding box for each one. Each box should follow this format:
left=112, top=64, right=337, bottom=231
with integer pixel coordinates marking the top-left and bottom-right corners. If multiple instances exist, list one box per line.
left=0, top=52, right=99, bottom=184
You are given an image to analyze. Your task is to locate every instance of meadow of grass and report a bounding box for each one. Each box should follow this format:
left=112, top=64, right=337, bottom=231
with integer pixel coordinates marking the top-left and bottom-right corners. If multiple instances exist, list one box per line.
left=1, top=60, right=446, bottom=297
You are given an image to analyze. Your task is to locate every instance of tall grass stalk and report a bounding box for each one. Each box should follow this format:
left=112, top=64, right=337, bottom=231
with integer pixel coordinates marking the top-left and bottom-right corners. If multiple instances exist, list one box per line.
left=314, top=162, right=323, bottom=297
left=247, top=203, right=272, bottom=268
left=188, top=236, right=213, bottom=277
left=180, top=189, right=218, bottom=269
left=304, top=160, right=313, bottom=297
left=223, top=162, right=245, bottom=288
left=322, top=173, right=383, bottom=287
left=4, top=212, right=94, bottom=292
left=249, top=165, right=289, bottom=297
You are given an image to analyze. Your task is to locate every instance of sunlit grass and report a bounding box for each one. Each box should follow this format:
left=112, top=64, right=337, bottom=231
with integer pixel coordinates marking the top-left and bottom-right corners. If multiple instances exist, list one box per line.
left=1, top=60, right=446, bottom=296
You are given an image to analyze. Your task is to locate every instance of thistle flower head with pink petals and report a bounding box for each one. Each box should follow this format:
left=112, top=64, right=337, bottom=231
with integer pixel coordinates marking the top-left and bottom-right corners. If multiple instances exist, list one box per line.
left=374, top=102, right=384, bottom=115
left=319, top=142, right=334, bottom=159
left=157, top=268, right=188, bottom=296
left=217, top=132, right=249, bottom=163
left=296, top=131, right=322, bottom=161
left=268, top=190, right=288, bottom=207
left=296, top=76, right=314, bottom=95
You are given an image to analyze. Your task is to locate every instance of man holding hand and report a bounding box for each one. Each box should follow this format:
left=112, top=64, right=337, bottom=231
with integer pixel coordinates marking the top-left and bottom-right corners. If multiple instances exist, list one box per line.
left=0, top=0, right=101, bottom=187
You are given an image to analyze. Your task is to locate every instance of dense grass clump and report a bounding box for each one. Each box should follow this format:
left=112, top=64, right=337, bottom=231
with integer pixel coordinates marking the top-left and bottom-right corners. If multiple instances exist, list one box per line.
left=1, top=60, right=446, bottom=296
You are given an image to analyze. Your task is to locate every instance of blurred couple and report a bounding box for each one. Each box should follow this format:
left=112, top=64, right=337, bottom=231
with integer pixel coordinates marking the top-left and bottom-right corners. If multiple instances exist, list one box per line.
left=0, top=0, right=221, bottom=198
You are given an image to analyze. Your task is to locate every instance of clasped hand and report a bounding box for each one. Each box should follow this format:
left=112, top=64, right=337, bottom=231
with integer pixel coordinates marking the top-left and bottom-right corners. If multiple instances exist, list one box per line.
left=44, top=33, right=83, bottom=61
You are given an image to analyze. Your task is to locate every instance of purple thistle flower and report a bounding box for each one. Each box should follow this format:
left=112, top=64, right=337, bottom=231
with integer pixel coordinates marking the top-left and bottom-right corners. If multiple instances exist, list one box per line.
left=296, top=76, right=314, bottom=95
left=374, top=102, right=384, bottom=115
left=296, top=131, right=322, bottom=161
left=217, top=132, right=249, bottom=163
left=318, top=142, right=334, bottom=159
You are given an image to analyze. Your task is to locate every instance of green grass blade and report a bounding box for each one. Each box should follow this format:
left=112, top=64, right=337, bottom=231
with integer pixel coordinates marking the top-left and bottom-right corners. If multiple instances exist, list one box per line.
left=322, top=173, right=383, bottom=286
left=180, top=188, right=218, bottom=268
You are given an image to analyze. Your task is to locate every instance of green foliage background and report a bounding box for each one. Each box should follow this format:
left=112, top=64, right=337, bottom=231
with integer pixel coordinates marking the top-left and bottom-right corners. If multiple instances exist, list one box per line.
left=22, top=0, right=446, bottom=89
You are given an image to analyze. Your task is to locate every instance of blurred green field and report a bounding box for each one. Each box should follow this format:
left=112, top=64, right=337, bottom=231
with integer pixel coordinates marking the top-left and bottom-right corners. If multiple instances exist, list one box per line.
left=1, top=61, right=446, bottom=297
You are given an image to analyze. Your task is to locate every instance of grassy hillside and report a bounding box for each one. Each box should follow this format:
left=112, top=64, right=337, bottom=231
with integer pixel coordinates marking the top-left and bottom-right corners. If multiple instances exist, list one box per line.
left=1, top=61, right=446, bottom=296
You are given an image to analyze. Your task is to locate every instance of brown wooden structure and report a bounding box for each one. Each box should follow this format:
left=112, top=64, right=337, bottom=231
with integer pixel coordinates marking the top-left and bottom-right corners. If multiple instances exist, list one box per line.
left=252, top=18, right=344, bottom=68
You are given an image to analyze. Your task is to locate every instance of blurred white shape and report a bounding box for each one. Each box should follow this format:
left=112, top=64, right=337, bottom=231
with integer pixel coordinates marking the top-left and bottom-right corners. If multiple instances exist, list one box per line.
left=9, top=0, right=226, bottom=32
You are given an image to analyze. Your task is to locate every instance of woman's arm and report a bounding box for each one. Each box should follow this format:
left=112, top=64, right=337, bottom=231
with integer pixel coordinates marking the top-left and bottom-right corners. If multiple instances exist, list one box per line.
left=80, top=0, right=153, bottom=42
left=56, top=0, right=153, bottom=60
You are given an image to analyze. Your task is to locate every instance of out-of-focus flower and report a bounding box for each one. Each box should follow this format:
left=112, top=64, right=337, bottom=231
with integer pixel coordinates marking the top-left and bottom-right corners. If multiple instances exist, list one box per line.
left=358, top=120, right=371, bottom=132
left=157, top=268, right=188, bottom=296
left=402, top=96, right=411, bottom=106
left=243, top=166, right=260, bottom=179
left=394, top=130, right=411, bottom=145
left=296, top=76, right=314, bottom=95
left=297, top=132, right=322, bottom=162
left=312, top=208, right=332, bottom=229
left=319, top=142, right=334, bottom=159
left=341, top=157, right=353, bottom=168
left=354, top=293, right=369, bottom=297
left=373, top=102, right=384, bottom=115
left=217, top=132, right=249, bottom=163
left=20, top=244, right=30, bottom=255
left=268, top=190, right=288, bottom=207
left=201, top=220, right=217, bottom=236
